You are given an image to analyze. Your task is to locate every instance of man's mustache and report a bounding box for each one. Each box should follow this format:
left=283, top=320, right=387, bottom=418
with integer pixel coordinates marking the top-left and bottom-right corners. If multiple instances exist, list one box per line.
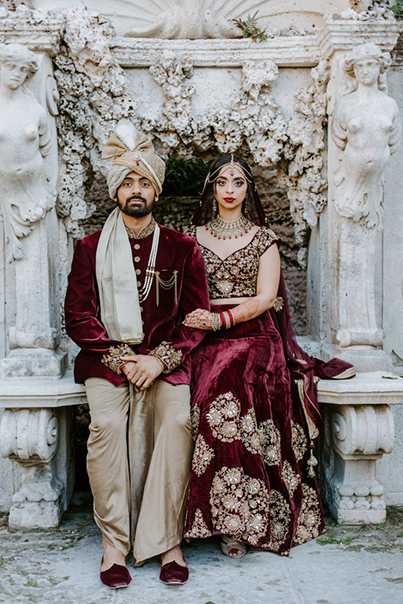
left=127, top=195, right=147, bottom=204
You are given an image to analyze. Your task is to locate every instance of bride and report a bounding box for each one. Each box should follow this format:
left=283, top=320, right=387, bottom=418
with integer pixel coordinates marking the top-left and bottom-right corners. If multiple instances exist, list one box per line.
left=183, top=154, right=354, bottom=558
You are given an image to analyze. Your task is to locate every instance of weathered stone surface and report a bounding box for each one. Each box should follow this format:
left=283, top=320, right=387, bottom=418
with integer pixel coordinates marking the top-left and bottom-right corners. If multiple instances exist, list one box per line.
left=317, top=372, right=403, bottom=523
left=1, top=493, right=403, bottom=604
left=26, top=1, right=371, bottom=38
left=0, top=4, right=402, bottom=521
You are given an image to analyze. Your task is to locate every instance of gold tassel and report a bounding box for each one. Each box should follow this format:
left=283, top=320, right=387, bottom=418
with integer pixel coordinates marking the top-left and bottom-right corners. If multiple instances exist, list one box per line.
left=307, top=440, right=318, bottom=478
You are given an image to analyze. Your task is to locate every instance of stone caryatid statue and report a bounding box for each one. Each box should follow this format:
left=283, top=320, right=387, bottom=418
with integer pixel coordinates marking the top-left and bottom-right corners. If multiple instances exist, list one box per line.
left=332, top=42, right=401, bottom=231
left=0, top=43, right=55, bottom=262
left=331, top=43, right=401, bottom=353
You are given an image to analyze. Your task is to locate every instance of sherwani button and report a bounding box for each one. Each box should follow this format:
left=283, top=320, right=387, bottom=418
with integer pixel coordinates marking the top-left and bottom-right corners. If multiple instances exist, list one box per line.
left=136, top=269, right=141, bottom=275
left=137, top=281, right=142, bottom=288
left=134, top=244, right=140, bottom=250
left=134, top=256, right=141, bottom=262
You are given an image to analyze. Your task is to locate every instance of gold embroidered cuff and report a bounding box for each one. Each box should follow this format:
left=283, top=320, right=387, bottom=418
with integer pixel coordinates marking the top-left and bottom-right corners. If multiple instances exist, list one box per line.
left=101, top=343, right=135, bottom=375
left=149, top=341, right=183, bottom=374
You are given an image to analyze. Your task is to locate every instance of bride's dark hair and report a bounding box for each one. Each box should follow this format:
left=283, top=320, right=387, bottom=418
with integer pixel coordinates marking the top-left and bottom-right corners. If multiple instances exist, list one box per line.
left=192, top=154, right=267, bottom=226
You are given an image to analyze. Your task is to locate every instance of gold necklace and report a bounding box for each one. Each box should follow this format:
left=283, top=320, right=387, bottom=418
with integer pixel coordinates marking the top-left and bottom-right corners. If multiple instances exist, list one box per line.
left=206, top=214, right=253, bottom=240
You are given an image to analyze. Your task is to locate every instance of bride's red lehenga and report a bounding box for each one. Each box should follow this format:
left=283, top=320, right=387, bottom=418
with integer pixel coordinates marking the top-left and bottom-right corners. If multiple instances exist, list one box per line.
left=183, top=159, right=354, bottom=556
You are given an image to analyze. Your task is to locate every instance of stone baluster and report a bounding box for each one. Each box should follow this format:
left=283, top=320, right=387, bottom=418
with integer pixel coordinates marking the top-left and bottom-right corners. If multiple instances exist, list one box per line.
left=0, top=408, right=63, bottom=527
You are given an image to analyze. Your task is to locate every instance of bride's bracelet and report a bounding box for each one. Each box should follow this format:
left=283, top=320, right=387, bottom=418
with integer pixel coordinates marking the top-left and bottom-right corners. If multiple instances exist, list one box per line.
left=211, top=313, right=222, bottom=331
left=220, top=310, right=235, bottom=329
left=211, top=309, right=236, bottom=331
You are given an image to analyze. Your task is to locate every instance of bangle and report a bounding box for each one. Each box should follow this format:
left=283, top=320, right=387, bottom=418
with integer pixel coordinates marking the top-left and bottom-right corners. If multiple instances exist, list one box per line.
left=211, top=313, right=222, bottom=331
left=222, top=311, right=231, bottom=330
left=227, top=309, right=235, bottom=327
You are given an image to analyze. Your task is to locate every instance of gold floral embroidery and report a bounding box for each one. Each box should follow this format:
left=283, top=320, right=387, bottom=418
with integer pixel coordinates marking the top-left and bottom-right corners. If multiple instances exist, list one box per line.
left=240, top=408, right=261, bottom=456
left=210, top=467, right=270, bottom=545
left=273, top=296, right=284, bottom=312
left=101, top=343, right=135, bottom=374
left=193, top=226, right=279, bottom=299
left=258, top=419, right=281, bottom=466
left=206, top=392, right=241, bottom=442
left=281, top=461, right=301, bottom=497
left=291, top=421, right=308, bottom=461
left=125, top=216, right=156, bottom=239
left=269, top=489, right=291, bottom=551
left=244, top=477, right=271, bottom=545
left=192, top=435, right=215, bottom=477
left=184, top=508, right=211, bottom=539
left=149, top=341, right=183, bottom=373
left=293, top=484, right=322, bottom=544
left=191, top=404, right=200, bottom=439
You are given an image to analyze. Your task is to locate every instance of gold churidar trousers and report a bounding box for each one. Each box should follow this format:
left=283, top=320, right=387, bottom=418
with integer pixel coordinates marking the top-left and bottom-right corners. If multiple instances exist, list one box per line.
left=84, top=377, right=192, bottom=565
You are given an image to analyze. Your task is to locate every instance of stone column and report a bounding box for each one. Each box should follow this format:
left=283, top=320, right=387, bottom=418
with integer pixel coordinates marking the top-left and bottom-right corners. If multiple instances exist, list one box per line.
left=0, top=24, right=87, bottom=529
left=308, top=19, right=402, bottom=373
left=317, top=373, right=403, bottom=524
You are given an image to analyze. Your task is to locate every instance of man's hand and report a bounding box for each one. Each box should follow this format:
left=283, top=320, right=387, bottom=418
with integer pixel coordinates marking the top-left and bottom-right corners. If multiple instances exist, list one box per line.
left=120, top=354, right=164, bottom=390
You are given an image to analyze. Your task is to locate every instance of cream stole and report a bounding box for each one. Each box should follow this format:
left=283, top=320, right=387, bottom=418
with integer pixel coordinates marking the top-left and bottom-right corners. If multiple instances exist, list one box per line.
left=96, top=207, right=144, bottom=344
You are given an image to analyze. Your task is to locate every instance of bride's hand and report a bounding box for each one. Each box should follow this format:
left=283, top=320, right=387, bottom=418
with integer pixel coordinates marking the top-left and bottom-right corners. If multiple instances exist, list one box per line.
left=183, top=308, right=213, bottom=330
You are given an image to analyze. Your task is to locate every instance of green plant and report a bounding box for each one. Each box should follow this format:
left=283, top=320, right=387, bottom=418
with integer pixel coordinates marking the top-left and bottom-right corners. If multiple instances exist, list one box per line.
left=391, top=1, right=403, bottom=20
left=162, top=158, right=209, bottom=197
left=232, top=11, right=268, bottom=43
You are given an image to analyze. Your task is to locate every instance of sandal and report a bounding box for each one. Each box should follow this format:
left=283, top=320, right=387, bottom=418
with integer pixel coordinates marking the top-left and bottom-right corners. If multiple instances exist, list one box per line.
left=220, top=535, right=247, bottom=559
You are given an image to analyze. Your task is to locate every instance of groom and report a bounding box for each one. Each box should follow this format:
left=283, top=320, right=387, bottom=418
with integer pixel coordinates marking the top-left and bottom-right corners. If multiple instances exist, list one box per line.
left=65, top=123, right=209, bottom=587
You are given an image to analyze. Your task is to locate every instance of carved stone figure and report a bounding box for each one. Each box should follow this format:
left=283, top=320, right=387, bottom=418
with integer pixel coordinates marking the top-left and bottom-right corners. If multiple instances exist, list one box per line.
left=330, top=43, right=401, bottom=351
left=0, top=43, right=55, bottom=262
left=332, top=43, right=400, bottom=230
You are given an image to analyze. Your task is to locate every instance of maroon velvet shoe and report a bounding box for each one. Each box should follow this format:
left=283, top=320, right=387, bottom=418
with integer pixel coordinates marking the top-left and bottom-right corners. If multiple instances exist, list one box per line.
left=100, top=563, right=132, bottom=589
left=159, top=560, right=189, bottom=585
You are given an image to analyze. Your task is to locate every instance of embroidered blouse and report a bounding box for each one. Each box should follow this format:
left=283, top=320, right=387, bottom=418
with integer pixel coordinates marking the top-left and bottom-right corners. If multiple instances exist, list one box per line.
left=186, top=225, right=279, bottom=299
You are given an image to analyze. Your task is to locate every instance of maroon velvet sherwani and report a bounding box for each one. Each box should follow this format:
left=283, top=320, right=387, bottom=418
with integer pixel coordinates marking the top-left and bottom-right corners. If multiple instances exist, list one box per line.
left=64, top=218, right=210, bottom=563
left=65, top=222, right=210, bottom=384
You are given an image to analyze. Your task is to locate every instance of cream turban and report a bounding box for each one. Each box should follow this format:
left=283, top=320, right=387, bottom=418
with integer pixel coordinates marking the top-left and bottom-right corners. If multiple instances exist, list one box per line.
left=102, top=122, right=165, bottom=199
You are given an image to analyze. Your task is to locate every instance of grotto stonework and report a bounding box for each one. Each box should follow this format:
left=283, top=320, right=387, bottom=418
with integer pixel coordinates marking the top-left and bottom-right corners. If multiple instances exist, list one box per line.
left=0, top=1, right=403, bottom=527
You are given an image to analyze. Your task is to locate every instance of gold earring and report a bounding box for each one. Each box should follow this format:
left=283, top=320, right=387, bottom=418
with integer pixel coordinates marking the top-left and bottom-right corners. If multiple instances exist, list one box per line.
left=213, top=198, right=217, bottom=213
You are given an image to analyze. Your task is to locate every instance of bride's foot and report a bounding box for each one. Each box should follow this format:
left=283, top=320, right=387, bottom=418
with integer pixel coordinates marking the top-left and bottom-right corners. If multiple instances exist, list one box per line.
left=220, top=535, right=247, bottom=559
left=101, top=537, right=126, bottom=571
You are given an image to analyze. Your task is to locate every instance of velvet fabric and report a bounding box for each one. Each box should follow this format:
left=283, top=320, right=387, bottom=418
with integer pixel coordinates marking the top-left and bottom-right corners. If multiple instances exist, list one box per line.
left=65, top=225, right=210, bottom=385
left=184, top=154, right=355, bottom=554
left=184, top=305, right=326, bottom=555
left=100, top=563, right=132, bottom=589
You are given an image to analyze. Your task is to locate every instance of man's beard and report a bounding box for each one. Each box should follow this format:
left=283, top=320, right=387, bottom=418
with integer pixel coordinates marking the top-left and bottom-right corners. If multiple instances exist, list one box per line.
left=118, top=195, right=155, bottom=218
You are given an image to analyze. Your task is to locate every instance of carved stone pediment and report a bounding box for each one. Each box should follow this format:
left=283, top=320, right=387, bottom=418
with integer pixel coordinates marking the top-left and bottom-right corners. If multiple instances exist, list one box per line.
left=32, top=0, right=368, bottom=38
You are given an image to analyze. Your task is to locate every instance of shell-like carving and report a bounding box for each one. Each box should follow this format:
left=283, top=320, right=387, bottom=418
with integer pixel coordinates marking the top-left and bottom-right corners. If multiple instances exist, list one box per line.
left=34, top=0, right=356, bottom=39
